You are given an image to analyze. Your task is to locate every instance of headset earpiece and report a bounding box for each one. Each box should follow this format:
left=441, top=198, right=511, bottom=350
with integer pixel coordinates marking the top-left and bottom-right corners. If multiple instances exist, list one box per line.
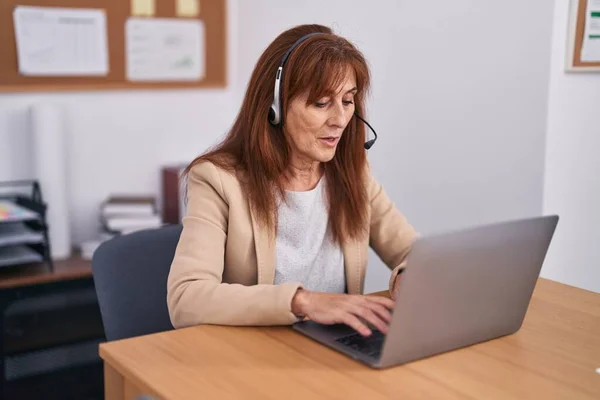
left=268, top=107, right=276, bottom=124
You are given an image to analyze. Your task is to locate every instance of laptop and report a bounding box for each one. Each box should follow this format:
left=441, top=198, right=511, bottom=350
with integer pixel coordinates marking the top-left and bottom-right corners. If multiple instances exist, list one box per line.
left=292, top=215, right=559, bottom=369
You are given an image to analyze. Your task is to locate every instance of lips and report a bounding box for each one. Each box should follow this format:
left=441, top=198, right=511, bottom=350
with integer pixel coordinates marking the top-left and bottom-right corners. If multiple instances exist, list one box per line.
left=319, top=136, right=340, bottom=147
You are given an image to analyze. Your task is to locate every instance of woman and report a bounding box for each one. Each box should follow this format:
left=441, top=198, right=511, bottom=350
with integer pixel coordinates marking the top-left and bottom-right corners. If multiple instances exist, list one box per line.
left=167, top=24, right=417, bottom=337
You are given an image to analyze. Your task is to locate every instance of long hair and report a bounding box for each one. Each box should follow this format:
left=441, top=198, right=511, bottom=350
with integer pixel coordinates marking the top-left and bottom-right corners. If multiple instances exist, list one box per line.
left=184, top=24, right=371, bottom=244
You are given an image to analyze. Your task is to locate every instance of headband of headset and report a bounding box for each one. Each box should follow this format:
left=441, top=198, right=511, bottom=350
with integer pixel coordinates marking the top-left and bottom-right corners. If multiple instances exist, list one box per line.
left=268, top=32, right=323, bottom=126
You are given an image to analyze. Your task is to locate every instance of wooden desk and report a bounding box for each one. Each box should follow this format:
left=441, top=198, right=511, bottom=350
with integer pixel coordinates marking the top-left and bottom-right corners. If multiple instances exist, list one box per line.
left=0, top=255, right=91, bottom=289
left=99, top=278, right=600, bottom=399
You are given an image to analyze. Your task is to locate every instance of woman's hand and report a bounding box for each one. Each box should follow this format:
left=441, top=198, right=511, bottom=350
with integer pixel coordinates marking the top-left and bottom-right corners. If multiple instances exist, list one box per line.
left=291, top=289, right=395, bottom=337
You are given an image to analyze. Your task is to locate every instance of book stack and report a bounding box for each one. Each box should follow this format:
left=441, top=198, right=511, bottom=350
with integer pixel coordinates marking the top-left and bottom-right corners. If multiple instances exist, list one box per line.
left=100, top=196, right=163, bottom=235
left=80, top=195, right=164, bottom=260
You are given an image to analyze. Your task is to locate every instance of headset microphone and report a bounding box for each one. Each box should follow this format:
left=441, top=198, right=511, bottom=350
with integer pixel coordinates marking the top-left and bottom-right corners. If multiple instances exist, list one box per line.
left=269, top=32, right=379, bottom=150
left=354, top=112, right=378, bottom=150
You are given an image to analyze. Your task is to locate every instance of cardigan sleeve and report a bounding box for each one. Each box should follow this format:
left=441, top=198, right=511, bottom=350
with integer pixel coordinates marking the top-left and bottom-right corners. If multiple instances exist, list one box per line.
left=166, top=162, right=302, bottom=328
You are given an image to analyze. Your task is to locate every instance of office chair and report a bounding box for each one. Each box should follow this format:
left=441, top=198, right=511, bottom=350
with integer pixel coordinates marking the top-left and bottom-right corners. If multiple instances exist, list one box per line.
left=91, top=224, right=182, bottom=341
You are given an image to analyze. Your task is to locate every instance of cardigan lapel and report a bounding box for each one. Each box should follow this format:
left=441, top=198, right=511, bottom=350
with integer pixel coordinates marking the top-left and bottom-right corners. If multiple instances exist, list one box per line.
left=250, top=207, right=276, bottom=285
left=342, top=238, right=362, bottom=295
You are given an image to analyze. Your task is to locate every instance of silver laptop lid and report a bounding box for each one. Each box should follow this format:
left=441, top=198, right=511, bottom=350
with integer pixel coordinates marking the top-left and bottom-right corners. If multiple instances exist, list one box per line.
left=379, top=215, right=558, bottom=368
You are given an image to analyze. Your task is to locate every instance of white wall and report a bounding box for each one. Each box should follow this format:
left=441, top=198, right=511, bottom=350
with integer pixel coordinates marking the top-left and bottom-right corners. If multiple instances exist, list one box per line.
left=236, top=0, right=555, bottom=292
left=1, top=1, right=557, bottom=293
left=0, top=90, right=236, bottom=241
left=541, top=0, right=600, bottom=293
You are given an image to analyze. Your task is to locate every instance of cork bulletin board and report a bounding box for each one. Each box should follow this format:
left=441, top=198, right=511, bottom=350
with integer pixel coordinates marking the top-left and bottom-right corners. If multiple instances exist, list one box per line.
left=0, top=0, right=227, bottom=92
left=566, top=0, right=600, bottom=71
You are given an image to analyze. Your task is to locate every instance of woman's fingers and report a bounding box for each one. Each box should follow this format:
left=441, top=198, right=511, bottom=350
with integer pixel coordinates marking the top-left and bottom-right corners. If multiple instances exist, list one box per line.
left=345, top=297, right=390, bottom=334
left=365, top=295, right=395, bottom=311
left=306, top=293, right=397, bottom=336
left=342, top=296, right=396, bottom=335
left=353, top=307, right=389, bottom=334
left=365, top=301, right=393, bottom=324
left=341, top=313, right=372, bottom=337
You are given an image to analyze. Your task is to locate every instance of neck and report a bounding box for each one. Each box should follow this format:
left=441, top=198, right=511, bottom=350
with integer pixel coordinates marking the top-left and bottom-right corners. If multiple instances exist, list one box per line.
left=281, top=159, right=322, bottom=192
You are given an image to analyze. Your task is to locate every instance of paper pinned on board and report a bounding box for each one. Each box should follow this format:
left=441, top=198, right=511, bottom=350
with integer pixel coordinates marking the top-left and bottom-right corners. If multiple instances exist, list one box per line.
left=582, top=0, right=600, bottom=62
left=13, top=6, right=109, bottom=76
left=125, top=18, right=205, bottom=82
left=176, top=0, right=200, bottom=17
left=131, top=0, right=156, bottom=17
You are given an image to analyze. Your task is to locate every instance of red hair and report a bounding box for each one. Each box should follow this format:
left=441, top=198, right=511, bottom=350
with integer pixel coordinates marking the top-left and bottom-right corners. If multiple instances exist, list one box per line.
left=185, top=24, right=371, bottom=244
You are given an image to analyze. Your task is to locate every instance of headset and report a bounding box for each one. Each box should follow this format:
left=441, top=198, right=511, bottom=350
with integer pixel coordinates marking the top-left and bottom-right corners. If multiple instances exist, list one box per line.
left=268, top=33, right=379, bottom=150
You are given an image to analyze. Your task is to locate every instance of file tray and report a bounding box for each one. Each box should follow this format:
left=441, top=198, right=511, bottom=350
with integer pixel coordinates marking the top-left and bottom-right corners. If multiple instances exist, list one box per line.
left=0, top=180, right=53, bottom=272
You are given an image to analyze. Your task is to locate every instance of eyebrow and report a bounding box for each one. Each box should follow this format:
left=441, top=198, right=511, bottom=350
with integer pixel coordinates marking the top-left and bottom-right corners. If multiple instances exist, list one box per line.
left=313, top=86, right=358, bottom=101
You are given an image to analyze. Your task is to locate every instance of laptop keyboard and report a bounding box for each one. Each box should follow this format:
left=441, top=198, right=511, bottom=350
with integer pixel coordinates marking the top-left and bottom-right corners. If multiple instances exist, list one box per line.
left=335, top=330, right=385, bottom=359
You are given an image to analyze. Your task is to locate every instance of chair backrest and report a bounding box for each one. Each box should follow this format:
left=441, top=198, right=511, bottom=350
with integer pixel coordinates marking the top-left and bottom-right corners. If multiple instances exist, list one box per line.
left=92, top=224, right=182, bottom=341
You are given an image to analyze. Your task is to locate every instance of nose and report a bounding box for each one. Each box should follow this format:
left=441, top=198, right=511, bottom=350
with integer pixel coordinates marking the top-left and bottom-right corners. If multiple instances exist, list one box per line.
left=327, top=101, right=348, bottom=128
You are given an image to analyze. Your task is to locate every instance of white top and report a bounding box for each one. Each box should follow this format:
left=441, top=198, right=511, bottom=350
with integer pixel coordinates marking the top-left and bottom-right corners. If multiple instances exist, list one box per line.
left=274, top=177, right=346, bottom=293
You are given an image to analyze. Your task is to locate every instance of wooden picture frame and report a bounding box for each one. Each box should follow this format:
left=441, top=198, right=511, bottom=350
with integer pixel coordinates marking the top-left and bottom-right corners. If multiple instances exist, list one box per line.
left=566, top=0, right=600, bottom=71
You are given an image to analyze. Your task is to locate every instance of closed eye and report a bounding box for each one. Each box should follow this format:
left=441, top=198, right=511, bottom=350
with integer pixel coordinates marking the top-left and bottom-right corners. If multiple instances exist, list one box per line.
left=315, top=100, right=354, bottom=108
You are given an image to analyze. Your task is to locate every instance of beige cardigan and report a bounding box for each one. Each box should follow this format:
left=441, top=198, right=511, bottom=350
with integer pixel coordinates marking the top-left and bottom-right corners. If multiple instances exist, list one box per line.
left=166, top=161, right=417, bottom=329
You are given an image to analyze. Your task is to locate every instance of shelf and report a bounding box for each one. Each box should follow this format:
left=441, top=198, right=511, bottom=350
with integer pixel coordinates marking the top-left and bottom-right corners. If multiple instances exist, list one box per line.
left=3, top=362, right=103, bottom=400
left=5, top=336, right=103, bottom=381
left=0, top=223, right=45, bottom=247
left=0, top=250, right=102, bottom=400
left=4, top=301, right=104, bottom=356
left=0, top=200, right=40, bottom=223
left=0, top=246, right=43, bottom=268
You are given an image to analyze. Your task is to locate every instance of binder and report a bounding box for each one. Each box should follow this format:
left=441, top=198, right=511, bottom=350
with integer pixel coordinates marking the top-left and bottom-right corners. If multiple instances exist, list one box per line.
left=161, top=165, right=187, bottom=224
